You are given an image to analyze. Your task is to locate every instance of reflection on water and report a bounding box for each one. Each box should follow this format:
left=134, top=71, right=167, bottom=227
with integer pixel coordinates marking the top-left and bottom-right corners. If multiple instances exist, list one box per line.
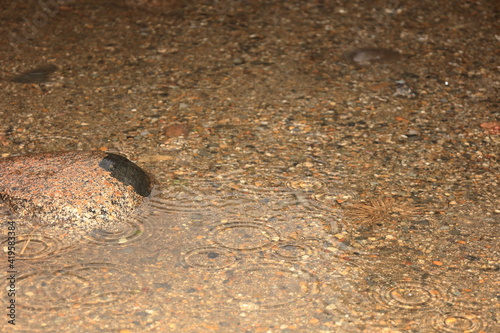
left=15, top=263, right=142, bottom=311
left=1, top=232, right=64, bottom=260
left=1, top=178, right=496, bottom=332
left=84, top=216, right=153, bottom=245
left=371, top=280, right=449, bottom=310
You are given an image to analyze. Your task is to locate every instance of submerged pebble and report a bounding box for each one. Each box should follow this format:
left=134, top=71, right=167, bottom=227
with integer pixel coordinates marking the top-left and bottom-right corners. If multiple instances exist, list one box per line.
left=394, top=80, right=418, bottom=98
left=0, top=151, right=153, bottom=230
left=345, top=48, right=400, bottom=66
left=10, top=64, right=58, bottom=83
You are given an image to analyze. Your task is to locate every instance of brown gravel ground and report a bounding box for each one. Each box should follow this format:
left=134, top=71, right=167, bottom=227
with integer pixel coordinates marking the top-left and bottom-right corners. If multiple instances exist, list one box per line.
left=0, top=0, right=499, bottom=332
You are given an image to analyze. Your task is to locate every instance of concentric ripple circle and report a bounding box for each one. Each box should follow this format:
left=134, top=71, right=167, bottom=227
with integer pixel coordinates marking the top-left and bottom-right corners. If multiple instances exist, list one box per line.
left=15, top=263, right=141, bottom=311
left=43, top=272, right=92, bottom=302
left=84, top=217, right=150, bottom=245
left=272, top=241, right=315, bottom=261
left=0, top=234, right=64, bottom=260
left=372, top=281, right=447, bottom=310
left=211, top=222, right=280, bottom=251
left=182, top=247, right=238, bottom=270
left=149, top=191, right=214, bottom=214
left=222, top=263, right=319, bottom=310
left=429, top=312, right=487, bottom=332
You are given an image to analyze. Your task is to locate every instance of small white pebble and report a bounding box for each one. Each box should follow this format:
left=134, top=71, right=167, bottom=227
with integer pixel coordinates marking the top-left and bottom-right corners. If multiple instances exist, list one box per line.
left=326, top=303, right=337, bottom=310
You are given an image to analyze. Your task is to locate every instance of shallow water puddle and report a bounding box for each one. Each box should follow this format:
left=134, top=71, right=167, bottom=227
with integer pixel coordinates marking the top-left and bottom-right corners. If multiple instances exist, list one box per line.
left=2, top=175, right=496, bottom=332
left=1, top=0, right=498, bottom=330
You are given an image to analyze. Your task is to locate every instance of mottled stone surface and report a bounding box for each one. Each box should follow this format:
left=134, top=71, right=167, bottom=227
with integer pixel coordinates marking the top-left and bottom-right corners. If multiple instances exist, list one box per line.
left=0, top=151, right=153, bottom=229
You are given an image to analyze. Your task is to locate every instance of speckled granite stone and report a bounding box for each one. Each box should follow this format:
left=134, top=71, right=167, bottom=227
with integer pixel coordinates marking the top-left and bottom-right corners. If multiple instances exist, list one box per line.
left=0, top=151, right=153, bottom=230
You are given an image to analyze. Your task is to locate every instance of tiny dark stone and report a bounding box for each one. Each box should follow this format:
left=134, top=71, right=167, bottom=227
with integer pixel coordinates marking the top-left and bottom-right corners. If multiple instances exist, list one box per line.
left=378, top=247, right=395, bottom=255
left=99, top=153, right=152, bottom=197
left=207, top=252, right=220, bottom=259
left=413, top=219, right=430, bottom=225
left=153, top=283, right=172, bottom=290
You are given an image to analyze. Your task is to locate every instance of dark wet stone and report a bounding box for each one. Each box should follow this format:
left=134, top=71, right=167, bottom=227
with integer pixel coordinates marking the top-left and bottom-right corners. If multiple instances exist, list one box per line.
left=99, top=153, right=152, bottom=197
left=153, top=283, right=172, bottom=290
left=10, top=64, right=58, bottom=83
left=378, top=247, right=396, bottom=255
left=207, top=252, right=220, bottom=259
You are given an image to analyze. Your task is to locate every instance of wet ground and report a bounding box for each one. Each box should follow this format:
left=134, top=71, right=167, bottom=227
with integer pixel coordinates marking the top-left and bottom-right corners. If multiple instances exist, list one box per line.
left=1, top=0, right=499, bottom=332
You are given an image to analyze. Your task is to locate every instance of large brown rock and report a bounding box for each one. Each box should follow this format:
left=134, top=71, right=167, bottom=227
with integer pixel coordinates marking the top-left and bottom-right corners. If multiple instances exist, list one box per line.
left=0, top=151, right=153, bottom=230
